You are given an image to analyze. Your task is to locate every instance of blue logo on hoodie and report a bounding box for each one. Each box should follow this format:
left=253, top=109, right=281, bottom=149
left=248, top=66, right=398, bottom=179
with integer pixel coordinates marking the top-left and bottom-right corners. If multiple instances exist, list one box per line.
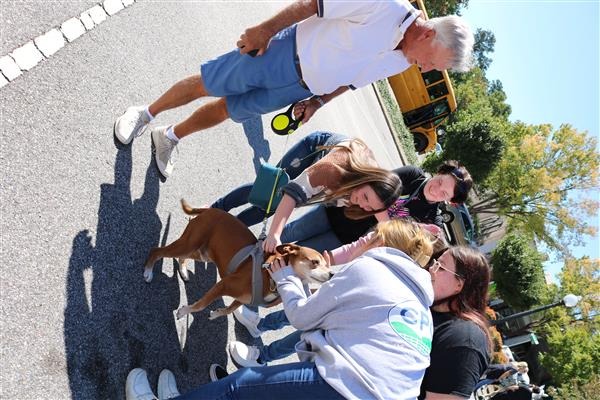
left=388, top=301, right=433, bottom=356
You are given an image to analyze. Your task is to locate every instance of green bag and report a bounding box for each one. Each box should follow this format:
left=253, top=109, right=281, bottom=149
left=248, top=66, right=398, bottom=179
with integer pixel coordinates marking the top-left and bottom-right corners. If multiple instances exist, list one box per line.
left=248, top=163, right=290, bottom=212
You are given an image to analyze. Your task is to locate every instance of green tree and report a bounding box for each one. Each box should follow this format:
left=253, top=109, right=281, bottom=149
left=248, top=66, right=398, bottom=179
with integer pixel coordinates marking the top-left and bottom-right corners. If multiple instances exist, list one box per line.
left=472, top=29, right=496, bottom=71
left=422, top=114, right=505, bottom=182
left=490, top=234, right=547, bottom=309
left=487, top=79, right=511, bottom=119
left=538, top=258, right=600, bottom=391
left=424, top=0, right=469, bottom=17
left=471, top=123, right=600, bottom=254
left=423, top=68, right=510, bottom=182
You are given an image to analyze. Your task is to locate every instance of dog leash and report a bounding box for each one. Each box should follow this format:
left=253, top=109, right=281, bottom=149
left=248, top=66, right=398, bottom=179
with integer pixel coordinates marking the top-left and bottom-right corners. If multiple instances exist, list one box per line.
left=258, top=133, right=292, bottom=241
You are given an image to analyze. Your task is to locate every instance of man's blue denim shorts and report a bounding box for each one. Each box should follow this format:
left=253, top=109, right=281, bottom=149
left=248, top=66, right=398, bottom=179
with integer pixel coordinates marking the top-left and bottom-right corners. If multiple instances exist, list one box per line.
left=201, top=25, right=312, bottom=123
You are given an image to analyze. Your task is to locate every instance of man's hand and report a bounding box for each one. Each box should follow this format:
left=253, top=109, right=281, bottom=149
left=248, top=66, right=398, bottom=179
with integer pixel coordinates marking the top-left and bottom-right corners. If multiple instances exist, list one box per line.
left=237, top=25, right=273, bottom=56
left=293, top=98, right=321, bottom=123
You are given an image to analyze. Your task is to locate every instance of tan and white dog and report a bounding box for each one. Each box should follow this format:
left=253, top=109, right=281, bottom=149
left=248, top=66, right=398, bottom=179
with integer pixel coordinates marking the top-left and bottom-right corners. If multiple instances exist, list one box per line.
left=143, top=200, right=332, bottom=320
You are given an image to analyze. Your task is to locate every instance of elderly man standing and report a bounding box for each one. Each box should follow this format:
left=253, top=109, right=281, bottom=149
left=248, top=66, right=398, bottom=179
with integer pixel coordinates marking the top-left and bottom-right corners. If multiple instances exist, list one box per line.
left=114, top=0, right=474, bottom=178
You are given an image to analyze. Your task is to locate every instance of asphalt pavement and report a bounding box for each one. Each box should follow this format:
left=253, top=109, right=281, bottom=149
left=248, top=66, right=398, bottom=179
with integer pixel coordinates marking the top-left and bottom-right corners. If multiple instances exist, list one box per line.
left=0, top=1, right=403, bottom=399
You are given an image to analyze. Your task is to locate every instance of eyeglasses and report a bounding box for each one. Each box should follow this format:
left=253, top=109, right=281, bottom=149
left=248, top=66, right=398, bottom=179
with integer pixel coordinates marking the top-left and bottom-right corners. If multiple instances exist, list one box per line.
left=429, top=259, right=463, bottom=279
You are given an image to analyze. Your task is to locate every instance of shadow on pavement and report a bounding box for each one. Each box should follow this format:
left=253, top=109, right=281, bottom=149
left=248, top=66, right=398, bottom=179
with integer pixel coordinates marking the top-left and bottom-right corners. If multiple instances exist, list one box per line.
left=63, top=145, right=228, bottom=399
left=241, top=116, right=271, bottom=173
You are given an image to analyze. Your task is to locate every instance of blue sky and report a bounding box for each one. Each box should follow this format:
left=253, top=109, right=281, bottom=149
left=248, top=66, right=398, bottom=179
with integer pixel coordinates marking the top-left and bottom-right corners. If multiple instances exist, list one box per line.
left=460, top=0, right=600, bottom=281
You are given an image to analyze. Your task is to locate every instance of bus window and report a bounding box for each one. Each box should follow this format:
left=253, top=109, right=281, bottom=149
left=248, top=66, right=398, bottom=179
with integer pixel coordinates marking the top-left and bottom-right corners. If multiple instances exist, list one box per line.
left=422, top=70, right=443, bottom=86
left=403, top=99, right=450, bottom=128
left=433, top=101, right=450, bottom=117
left=432, top=117, right=446, bottom=127
left=427, top=82, right=449, bottom=100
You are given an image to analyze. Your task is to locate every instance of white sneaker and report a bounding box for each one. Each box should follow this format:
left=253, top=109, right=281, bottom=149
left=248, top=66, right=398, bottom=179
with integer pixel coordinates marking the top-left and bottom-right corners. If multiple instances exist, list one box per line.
left=233, top=306, right=262, bottom=338
left=125, top=369, right=158, bottom=400
left=114, top=106, right=152, bottom=145
left=151, top=126, right=178, bottom=178
left=157, top=369, right=180, bottom=400
left=209, top=363, right=229, bottom=382
left=228, top=341, right=266, bottom=368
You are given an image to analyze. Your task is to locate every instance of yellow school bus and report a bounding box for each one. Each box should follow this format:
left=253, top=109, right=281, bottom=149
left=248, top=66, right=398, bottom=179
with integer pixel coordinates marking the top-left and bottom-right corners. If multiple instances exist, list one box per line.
left=387, top=0, right=457, bottom=153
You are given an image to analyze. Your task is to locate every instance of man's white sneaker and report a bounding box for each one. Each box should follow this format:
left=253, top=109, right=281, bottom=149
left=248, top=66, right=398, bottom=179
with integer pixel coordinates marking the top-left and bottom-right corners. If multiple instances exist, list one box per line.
left=228, top=341, right=266, bottom=368
left=125, top=368, right=158, bottom=400
left=157, top=369, right=180, bottom=400
left=114, top=106, right=152, bottom=145
left=151, top=126, right=178, bottom=178
left=233, top=306, right=262, bottom=338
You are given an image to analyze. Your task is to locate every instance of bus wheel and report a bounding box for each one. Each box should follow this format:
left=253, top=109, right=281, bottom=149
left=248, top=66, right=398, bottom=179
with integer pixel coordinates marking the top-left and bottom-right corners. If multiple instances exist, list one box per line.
left=413, top=132, right=428, bottom=153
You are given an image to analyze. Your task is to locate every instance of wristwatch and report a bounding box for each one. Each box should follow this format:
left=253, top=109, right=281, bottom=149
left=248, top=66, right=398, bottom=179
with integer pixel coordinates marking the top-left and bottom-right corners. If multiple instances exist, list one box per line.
left=312, top=96, right=326, bottom=108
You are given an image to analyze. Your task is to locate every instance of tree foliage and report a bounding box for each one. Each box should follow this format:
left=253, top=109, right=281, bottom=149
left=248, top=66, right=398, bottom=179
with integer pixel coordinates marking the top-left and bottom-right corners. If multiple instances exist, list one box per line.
left=422, top=68, right=509, bottom=182
left=548, top=374, right=600, bottom=400
left=424, top=0, right=469, bottom=18
left=472, top=123, right=600, bottom=254
left=490, top=234, right=547, bottom=309
left=537, top=258, right=600, bottom=391
left=472, top=29, right=496, bottom=71
left=423, top=114, right=505, bottom=182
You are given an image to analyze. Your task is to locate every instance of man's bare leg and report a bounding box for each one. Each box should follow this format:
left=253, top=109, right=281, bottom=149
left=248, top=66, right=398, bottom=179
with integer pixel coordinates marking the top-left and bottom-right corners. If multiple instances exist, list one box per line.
left=149, top=97, right=230, bottom=178
left=148, top=75, right=208, bottom=117
left=172, top=98, right=229, bottom=139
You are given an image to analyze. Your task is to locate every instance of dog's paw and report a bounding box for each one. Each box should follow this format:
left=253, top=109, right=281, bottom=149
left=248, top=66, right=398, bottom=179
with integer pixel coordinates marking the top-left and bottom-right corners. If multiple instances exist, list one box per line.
left=143, top=268, right=154, bottom=283
left=209, top=308, right=225, bottom=320
left=177, top=261, right=190, bottom=282
left=176, top=306, right=190, bottom=320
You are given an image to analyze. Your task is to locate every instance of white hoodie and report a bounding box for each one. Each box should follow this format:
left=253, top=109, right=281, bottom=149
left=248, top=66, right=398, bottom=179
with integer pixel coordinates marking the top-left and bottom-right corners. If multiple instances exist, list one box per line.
left=271, top=247, right=434, bottom=400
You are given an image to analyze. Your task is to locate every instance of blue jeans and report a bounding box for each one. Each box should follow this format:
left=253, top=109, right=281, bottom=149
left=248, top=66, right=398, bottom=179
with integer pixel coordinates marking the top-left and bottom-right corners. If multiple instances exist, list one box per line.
left=256, top=310, right=296, bottom=362
left=174, top=361, right=344, bottom=400
left=258, top=308, right=291, bottom=332
left=281, top=205, right=343, bottom=253
left=211, top=131, right=343, bottom=227
left=259, top=329, right=302, bottom=363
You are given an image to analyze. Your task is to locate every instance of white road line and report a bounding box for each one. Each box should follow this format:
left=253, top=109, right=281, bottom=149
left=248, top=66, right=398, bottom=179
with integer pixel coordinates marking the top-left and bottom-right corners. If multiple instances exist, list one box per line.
left=0, top=0, right=139, bottom=87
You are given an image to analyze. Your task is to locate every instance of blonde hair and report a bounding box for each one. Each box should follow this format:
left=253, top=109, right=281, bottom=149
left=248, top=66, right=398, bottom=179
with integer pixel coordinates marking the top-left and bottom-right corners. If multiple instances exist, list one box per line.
left=369, top=220, right=433, bottom=267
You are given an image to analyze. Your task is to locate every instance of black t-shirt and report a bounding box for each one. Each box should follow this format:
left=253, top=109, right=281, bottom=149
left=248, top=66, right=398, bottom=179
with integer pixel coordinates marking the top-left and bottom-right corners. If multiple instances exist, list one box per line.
left=324, top=165, right=442, bottom=244
left=418, top=311, right=490, bottom=399
left=484, top=364, right=517, bottom=380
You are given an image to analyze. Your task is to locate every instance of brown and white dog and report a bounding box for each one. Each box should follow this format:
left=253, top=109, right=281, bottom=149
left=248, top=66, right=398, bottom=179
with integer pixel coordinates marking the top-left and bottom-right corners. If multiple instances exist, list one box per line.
left=143, top=200, right=332, bottom=320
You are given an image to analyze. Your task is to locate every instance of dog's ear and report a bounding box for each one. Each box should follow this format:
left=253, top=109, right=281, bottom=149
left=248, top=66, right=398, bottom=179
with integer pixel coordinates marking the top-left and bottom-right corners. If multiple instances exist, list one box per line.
left=276, top=243, right=299, bottom=255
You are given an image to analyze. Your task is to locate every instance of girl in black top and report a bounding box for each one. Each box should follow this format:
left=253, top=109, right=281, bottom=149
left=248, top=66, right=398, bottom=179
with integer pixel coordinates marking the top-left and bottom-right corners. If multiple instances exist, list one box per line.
left=325, top=160, right=473, bottom=245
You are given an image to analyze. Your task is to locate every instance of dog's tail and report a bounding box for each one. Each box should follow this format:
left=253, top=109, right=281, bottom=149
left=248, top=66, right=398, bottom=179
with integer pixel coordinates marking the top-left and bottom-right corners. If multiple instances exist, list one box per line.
left=180, top=199, right=208, bottom=216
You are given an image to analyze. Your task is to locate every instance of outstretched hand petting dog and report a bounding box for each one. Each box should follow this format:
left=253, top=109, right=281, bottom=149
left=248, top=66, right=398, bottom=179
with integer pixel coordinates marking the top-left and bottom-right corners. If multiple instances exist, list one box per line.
left=266, top=257, right=288, bottom=277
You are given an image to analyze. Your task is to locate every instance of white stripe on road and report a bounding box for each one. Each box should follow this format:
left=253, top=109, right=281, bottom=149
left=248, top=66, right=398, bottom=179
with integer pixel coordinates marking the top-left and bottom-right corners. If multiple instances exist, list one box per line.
left=0, top=0, right=139, bottom=89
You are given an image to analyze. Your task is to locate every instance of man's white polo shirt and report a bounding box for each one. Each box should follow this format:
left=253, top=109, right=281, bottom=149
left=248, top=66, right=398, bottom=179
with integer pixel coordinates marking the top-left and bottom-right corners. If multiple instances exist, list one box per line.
left=296, top=0, right=418, bottom=95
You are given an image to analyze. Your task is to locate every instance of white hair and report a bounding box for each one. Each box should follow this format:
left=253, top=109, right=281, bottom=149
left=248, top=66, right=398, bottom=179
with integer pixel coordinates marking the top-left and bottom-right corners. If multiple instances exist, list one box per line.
left=425, top=15, right=475, bottom=72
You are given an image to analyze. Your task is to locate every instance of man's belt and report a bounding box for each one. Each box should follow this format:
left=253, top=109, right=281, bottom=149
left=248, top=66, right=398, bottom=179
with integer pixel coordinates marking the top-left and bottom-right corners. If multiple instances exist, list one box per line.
left=294, top=53, right=309, bottom=90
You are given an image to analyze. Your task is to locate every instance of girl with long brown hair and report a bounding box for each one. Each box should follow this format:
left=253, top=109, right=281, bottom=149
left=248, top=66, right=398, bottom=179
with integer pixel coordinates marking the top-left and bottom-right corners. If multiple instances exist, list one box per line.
left=262, top=134, right=401, bottom=253
left=420, top=246, right=492, bottom=399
